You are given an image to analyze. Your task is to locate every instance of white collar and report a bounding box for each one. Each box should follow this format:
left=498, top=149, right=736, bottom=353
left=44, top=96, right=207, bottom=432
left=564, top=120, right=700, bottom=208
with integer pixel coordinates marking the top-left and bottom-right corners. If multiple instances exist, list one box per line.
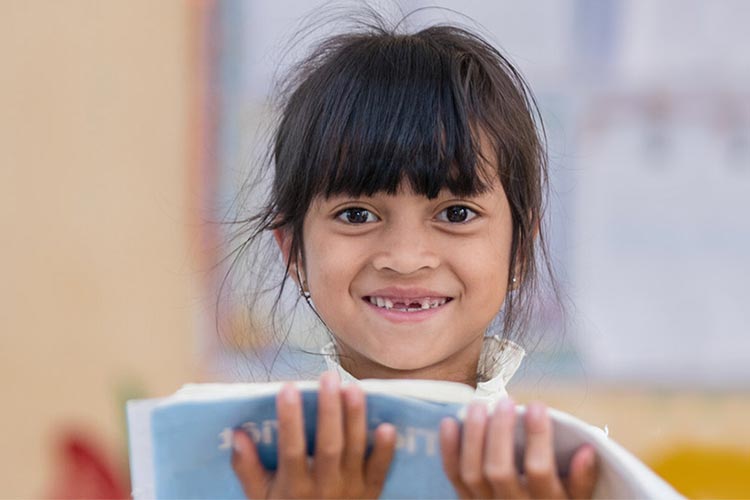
left=320, top=335, right=525, bottom=402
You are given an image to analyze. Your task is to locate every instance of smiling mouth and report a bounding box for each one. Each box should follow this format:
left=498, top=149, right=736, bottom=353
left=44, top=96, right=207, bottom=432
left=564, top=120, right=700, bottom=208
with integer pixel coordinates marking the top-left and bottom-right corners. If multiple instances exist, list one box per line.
left=363, top=296, right=453, bottom=312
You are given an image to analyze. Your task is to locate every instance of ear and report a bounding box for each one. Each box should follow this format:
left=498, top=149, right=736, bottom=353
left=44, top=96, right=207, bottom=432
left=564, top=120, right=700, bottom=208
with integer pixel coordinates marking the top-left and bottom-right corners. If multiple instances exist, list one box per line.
left=273, top=228, right=299, bottom=286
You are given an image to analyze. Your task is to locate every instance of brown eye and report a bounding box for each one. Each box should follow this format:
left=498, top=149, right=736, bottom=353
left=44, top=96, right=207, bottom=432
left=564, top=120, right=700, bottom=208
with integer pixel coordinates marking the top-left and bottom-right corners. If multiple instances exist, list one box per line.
left=438, top=205, right=477, bottom=223
left=336, top=207, right=378, bottom=224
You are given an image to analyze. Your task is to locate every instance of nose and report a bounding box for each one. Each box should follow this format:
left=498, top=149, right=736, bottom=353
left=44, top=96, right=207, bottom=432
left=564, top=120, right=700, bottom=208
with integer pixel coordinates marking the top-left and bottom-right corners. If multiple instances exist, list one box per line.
left=371, top=221, right=440, bottom=275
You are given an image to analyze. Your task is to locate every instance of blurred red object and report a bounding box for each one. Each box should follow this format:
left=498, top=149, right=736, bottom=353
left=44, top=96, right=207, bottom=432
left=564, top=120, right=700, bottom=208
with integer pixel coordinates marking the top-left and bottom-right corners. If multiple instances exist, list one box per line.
left=46, top=429, right=129, bottom=499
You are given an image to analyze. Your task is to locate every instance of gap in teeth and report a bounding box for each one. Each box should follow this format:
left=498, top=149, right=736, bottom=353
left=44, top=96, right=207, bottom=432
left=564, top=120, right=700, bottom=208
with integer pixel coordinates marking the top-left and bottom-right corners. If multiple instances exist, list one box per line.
left=368, top=296, right=447, bottom=311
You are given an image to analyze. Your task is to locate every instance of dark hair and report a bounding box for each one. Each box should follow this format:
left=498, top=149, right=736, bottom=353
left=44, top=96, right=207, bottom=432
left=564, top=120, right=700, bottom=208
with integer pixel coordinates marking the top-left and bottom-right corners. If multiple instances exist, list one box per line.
left=217, top=11, right=557, bottom=378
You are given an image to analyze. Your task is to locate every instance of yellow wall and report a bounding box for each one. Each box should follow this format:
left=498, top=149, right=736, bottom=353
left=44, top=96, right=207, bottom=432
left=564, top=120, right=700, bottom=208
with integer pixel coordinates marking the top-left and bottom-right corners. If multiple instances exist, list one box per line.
left=513, top=384, right=750, bottom=498
left=0, top=1, right=199, bottom=496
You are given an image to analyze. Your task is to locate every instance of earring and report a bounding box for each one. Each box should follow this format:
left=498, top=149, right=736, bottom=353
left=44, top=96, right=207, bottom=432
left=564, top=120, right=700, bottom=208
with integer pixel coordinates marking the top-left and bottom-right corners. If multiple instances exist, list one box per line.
left=509, top=275, right=519, bottom=292
left=294, top=264, right=312, bottom=300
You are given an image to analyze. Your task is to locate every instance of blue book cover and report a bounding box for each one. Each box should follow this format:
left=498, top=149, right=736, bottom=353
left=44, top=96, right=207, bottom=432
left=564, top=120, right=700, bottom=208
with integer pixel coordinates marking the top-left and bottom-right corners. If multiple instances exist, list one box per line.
left=128, top=380, right=475, bottom=499
left=127, top=380, right=684, bottom=499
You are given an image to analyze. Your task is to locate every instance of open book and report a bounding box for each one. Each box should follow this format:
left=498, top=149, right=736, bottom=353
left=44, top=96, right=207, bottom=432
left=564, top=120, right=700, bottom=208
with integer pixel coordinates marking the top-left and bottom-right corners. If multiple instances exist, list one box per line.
left=127, top=379, right=683, bottom=499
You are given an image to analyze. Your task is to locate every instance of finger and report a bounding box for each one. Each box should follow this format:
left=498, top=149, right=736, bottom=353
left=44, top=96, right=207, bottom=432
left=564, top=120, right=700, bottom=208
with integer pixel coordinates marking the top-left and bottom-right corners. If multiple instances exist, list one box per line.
left=276, top=383, right=309, bottom=480
left=440, top=418, right=472, bottom=499
left=314, top=371, right=344, bottom=487
left=364, top=423, right=397, bottom=498
left=565, top=444, right=598, bottom=499
left=460, top=403, right=493, bottom=498
left=231, top=429, right=272, bottom=499
left=523, top=402, right=566, bottom=499
left=342, top=383, right=367, bottom=477
left=485, top=398, right=525, bottom=498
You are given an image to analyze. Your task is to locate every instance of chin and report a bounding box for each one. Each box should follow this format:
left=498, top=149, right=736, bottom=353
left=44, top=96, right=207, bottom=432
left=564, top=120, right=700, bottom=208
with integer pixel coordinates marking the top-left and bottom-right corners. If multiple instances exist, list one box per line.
left=371, top=349, right=448, bottom=374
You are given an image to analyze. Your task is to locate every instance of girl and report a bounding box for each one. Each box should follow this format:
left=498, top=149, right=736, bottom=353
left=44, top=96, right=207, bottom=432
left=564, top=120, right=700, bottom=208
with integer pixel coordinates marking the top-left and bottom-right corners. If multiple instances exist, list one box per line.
left=225, top=12, right=598, bottom=499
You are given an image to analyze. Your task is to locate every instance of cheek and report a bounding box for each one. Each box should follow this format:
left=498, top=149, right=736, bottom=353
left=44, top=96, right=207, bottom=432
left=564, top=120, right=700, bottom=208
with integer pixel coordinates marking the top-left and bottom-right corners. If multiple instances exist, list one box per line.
left=302, top=233, right=362, bottom=301
left=464, top=250, right=509, bottom=305
left=465, top=229, right=513, bottom=308
left=302, top=241, right=369, bottom=338
left=308, top=255, right=347, bottom=295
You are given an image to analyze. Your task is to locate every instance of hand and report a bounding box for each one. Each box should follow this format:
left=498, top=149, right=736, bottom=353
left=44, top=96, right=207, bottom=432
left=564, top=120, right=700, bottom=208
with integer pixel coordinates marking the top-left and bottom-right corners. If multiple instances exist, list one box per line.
left=440, top=399, right=598, bottom=499
left=231, top=372, right=397, bottom=499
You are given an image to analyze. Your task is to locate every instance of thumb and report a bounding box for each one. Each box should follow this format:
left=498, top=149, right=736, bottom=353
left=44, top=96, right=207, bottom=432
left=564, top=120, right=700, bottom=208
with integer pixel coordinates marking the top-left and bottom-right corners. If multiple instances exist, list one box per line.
left=364, top=423, right=397, bottom=498
left=231, top=429, right=272, bottom=499
left=565, top=444, right=598, bottom=499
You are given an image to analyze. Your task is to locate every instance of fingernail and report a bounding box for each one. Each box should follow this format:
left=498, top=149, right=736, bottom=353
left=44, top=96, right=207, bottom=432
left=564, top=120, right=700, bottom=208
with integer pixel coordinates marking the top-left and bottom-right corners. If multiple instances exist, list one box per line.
left=497, top=397, right=514, bottom=416
left=440, top=417, right=457, bottom=435
left=321, top=371, right=339, bottom=391
left=344, top=384, right=362, bottom=406
left=527, top=402, right=546, bottom=422
left=280, top=383, right=298, bottom=403
left=584, top=446, right=596, bottom=469
left=468, top=402, right=487, bottom=420
left=378, top=422, right=396, bottom=440
left=232, top=430, right=243, bottom=454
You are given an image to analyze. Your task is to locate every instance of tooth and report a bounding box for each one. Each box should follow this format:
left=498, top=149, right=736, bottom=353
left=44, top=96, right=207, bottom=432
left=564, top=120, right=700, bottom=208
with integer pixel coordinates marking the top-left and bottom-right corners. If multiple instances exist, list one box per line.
left=370, top=296, right=450, bottom=311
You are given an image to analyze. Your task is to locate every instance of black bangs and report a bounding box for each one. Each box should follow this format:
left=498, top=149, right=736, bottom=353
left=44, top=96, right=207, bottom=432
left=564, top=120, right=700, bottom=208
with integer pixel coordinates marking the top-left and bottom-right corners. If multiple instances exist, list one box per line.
left=276, top=32, right=497, bottom=207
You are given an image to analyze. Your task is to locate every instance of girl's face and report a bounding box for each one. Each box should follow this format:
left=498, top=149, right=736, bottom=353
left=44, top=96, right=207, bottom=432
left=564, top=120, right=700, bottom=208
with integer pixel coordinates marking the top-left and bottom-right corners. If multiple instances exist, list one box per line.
left=285, top=171, right=513, bottom=385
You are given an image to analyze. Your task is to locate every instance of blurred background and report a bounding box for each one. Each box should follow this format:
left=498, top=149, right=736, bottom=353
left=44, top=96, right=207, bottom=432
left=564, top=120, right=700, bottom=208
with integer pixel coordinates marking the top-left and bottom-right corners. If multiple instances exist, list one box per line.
left=1, top=0, right=748, bottom=498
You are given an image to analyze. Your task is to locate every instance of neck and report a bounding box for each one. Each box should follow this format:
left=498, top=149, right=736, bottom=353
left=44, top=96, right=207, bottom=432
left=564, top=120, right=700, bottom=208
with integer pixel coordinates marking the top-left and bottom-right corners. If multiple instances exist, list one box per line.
left=335, top=336, right=484, bottom=388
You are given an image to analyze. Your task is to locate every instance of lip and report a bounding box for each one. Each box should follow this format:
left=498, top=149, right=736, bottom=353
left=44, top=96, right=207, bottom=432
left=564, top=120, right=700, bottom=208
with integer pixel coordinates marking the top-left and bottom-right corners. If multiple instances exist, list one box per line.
left=362, top=286, right=453, bottom=324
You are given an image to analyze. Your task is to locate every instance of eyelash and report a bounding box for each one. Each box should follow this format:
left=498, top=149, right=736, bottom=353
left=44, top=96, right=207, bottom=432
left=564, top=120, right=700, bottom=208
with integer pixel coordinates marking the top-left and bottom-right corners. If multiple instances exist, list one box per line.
left=335, top=207, right=379, bottom=224
left=335, top=205, right=478, bottom=224
left=436, top=205, right=478, bottom=224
